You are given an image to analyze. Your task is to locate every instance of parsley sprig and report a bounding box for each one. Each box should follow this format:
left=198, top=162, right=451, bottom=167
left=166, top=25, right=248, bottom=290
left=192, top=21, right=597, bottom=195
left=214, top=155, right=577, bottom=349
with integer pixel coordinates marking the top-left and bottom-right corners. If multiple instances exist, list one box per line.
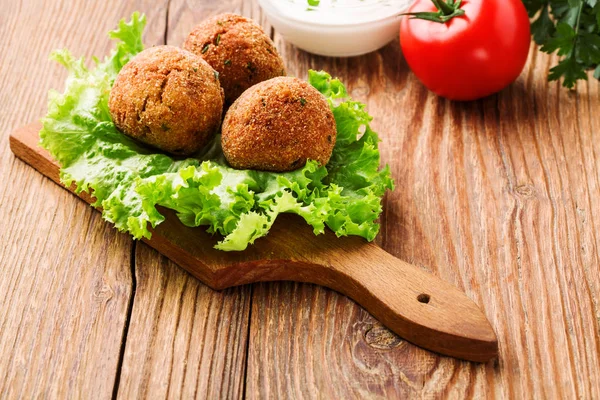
left=524, top=0, right=600, bottom=88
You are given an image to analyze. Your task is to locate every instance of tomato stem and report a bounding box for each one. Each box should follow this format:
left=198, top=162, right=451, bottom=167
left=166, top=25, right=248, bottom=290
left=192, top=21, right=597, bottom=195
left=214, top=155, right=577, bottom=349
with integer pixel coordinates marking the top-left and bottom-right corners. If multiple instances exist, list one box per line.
left=401, top=0, right=465, bottom=24
left=431, top=0, right=454, bottom=15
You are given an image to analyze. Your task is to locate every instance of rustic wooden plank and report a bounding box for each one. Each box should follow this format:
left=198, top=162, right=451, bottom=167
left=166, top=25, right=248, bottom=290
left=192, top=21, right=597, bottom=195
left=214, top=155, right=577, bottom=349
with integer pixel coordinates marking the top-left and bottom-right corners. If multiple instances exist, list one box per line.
left=3, top=0, right=599, bottom=397
left=0, top=0, right=166, bottom=398
left=115, top=1, right=253, bottom=398
left=116, top=244, right=252, bottom=399
left=245, top=13, right=600, bottom=400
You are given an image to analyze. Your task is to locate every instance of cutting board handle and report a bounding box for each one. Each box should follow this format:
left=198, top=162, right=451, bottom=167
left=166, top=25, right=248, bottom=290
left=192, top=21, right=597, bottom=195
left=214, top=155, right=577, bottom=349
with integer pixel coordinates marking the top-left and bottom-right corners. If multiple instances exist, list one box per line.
left=214, top=237, right=498, bottom=362
left=320, top=243, right=497, bottom=361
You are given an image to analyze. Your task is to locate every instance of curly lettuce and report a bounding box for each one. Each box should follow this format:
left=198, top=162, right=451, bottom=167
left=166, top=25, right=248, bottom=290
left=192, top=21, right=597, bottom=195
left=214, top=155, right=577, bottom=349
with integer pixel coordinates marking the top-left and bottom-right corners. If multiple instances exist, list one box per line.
left=40, top=12, right=394, bottom=251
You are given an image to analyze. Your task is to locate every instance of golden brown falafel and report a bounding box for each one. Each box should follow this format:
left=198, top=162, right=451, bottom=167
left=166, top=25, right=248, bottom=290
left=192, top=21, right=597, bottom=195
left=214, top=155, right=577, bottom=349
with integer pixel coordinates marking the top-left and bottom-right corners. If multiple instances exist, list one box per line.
left=183, top=13, right=286, bottom=106
left=221, top=77, right=337, bottom=172
left=109, top=45, right=224, bottom=156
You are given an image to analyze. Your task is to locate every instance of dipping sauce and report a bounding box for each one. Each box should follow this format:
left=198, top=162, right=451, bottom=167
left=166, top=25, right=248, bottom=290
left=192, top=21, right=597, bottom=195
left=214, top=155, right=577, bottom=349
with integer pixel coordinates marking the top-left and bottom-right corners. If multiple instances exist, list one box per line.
left=259, top=0, right=411, bottom=57
left=276, top=0, right=404, bottom=24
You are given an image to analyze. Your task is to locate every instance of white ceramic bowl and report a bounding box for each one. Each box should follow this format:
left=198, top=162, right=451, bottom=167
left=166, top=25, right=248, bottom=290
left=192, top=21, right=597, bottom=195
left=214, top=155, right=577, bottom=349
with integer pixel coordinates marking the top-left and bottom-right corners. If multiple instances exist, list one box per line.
left=259, top=0, right=411, bottom=57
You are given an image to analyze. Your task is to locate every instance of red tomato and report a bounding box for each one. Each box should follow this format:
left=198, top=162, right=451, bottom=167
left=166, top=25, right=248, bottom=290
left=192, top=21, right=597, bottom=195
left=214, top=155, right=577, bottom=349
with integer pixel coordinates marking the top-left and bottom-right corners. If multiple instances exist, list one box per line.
left=399, top=0, right=531, bottom=101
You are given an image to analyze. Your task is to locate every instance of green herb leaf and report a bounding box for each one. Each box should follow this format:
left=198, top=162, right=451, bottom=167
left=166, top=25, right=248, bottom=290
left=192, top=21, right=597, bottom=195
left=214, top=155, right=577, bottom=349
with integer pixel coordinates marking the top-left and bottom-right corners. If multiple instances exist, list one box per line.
left=530, top=6, right=555, bottom=44
left=541, top=22, right=577, bottom=55
left=548, top=54, right=587, bottom=87
left=524, top=0, right=600, bottom=88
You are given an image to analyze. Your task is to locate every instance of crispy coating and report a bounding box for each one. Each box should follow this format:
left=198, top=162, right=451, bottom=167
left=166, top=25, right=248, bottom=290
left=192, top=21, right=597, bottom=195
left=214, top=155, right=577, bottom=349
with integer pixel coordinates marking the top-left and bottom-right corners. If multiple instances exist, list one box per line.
left=183, top=13, right=286, bottom=106
left=109, top=45, right=224, bottom=156
left=221, top=77, right=337, bottom=172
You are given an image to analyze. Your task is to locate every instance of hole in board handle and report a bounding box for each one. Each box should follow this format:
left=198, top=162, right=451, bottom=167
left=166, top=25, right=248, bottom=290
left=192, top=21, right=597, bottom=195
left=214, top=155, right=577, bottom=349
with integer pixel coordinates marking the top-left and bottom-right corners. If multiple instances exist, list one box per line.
left=417, top=293, right=430, bottom=304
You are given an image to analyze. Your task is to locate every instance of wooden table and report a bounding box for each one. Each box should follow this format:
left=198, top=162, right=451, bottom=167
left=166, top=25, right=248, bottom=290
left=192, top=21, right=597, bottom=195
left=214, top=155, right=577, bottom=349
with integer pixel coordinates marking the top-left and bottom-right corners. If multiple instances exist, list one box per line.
left=1, top=0, right=599, bottom=398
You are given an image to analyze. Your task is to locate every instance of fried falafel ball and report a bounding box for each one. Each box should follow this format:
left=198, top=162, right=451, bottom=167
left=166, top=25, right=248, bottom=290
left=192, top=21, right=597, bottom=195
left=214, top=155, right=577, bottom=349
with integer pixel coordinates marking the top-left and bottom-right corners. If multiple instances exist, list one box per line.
left=109, top=45, right=224, bottom=156
left=221, top=77, right=337, bottom=172
left=183, top=13, right=286, bottom=106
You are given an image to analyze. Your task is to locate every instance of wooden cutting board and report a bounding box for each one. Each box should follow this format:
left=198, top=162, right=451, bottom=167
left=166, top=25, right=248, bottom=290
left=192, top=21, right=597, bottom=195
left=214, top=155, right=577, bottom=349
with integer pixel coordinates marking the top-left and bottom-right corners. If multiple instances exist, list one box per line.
left=9, top=122, right=498, bottom=362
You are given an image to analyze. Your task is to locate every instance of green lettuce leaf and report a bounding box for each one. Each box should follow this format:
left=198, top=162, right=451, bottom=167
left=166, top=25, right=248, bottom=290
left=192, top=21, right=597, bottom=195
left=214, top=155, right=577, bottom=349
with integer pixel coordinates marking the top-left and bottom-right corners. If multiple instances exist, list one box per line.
left=39, top=13, right=394, bottom=251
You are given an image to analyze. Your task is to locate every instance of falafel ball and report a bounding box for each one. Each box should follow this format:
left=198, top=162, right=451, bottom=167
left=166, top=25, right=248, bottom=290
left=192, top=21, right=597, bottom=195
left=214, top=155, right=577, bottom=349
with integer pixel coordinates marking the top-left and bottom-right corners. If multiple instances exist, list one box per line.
left=109, top=45, right=224, bottom=156
left=221, top=77, right=337, bottom=172
left=183, top=13, right=286, bottom=106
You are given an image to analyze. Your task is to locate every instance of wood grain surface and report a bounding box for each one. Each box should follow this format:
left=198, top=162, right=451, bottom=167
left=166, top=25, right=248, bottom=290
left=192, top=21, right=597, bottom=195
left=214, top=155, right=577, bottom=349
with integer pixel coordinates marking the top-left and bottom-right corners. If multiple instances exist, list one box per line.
left=1, top=0, right=599, bottom=399
left=0, top=1, right=160, bottom=398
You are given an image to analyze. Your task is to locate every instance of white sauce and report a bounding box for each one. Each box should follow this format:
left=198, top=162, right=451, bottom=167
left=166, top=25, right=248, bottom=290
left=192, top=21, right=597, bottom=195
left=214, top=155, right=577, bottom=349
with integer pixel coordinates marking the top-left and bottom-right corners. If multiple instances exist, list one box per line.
left=260, top=0, right=411, bottom=56
left=271, top=0, right=410, bottom=25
